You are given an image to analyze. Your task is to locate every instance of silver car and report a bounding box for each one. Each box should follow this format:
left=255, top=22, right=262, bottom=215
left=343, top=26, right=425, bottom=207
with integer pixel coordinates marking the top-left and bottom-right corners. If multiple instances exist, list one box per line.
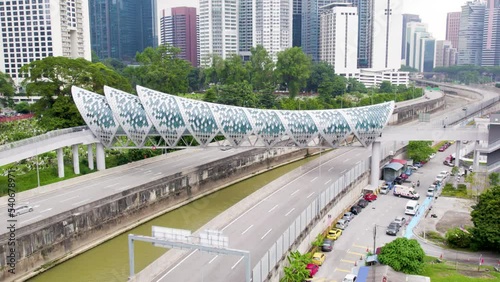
left=14, top=205, right=33, bottom=216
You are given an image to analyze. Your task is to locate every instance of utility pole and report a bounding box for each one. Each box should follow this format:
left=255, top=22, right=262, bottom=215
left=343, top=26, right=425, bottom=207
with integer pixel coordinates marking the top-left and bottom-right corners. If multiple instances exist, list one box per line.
left=373, top=225, right=377, bottom=254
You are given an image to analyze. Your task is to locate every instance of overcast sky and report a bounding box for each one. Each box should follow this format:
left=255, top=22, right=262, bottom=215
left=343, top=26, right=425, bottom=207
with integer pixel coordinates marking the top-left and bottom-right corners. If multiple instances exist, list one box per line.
left=157, top=0, right=465, bottom=40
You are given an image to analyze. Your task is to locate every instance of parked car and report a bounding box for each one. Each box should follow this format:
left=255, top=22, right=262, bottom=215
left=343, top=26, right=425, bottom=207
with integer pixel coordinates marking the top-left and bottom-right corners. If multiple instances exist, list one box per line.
left=393, top=216, right=407, bottom=227
left=343, top=274, right=357, bottom=282
left=414, top=162, right=423, bottom=168
left=364, top=193, right=377, bottom=202
left=326, top=228, right=343, bottom=240
left=306, top=263, right=320, bottom=277
left=321, top=239, right=333, bottom=252
left=343, top=212, right=355, bottom=222
left=357, top=199, right=369, bottom=208
left=429, top=153, right=436, bottom=159
left=379, top=185, right=389, bottom=195
left=336, top=219, right=349, bottom=230
left=408, top=165, right=419, bottom=171
left=350, top=205, right=362, bottom=215
left=435, top=175, right=446, bottom=183
left=386, top=222, right=400, bottom=235
left=427, top=187, right=435, bottom=197
left=393, top=177, right=404, bottom=185
left=311, top=252, right=326, bottom=266
left=13, top=204, right=33, bottom=216
left=438, top=146, right=446, bottom=152
left=400, top=173, right=409, bottom=180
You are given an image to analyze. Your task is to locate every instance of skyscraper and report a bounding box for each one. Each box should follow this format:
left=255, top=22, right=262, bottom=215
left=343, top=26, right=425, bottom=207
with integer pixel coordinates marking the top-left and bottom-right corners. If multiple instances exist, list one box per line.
left=370, top=0, right=402, bottom=71
left=160, top=7, right=198, bottom=67
left=0, top=0, right=91, bottom=83
left=406, top=22, right=428, bottom=67
left=401, top=14, right=421, bottom=61
left=89, top=0, right=157, bottom=62
left=293, top=0, right=303, bottom=47
left=446, top=12, right=461, bottom=49
left=435, top=40, right=455, bottom=68
left=458, top=1, right=486, bottom=66
left=302, top=0, right=338, bottom=61
left=353, top=0, right=373, bottom=68
left=239, top=0, right=254, bottom=59
left=482, top=0, right=500, bottom=66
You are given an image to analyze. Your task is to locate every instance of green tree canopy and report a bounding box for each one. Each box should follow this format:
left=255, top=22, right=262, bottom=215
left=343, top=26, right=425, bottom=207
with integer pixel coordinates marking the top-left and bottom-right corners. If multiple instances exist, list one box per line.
left=246, top=45, right=276, bottom=91
left=406, top=141, right=435, bottom=162
left=306, top=61, right=335, bottom=93
left=470, top=185, right=500, bottom=252
left=276, top=47, right=312, bottom=98
left=216, top=81, right=257, bottom=108
left=378, top=237, right=425, bottom=274
left=280, top=251, right=311, bottom=282
left=379, top=81, right=393, bottom=93
left=0, top=72, right=15, bottom=107
left=14, top=102, right=31, bottom=114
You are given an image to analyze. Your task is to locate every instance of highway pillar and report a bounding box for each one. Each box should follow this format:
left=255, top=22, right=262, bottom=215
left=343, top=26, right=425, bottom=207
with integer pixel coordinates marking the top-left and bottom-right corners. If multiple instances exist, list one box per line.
left=473, top=141, right=480, bottom=171
left=96, top=143, right=106, bottom=171
left=454, top=141, right=461, bottom=167
left=87, top=144, right=94, bottom=170
left=57, top=148, right=64, bottom=178
left=72, top=145, right=80, bottom=175
left=370, top=141, right=381, bottom=188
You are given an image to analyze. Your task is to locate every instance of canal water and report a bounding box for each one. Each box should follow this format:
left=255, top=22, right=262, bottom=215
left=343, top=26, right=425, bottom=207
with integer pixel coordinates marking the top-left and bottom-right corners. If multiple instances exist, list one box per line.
left=30, top=156, right=317, bottom=282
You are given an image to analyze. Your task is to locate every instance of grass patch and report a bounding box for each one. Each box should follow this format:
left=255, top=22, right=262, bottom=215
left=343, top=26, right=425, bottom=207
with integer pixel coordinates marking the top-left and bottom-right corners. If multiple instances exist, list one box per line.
left=440, top=183, right=471, bottom=199
left=422, top=256, right=500, bottom=282
left=423, top=231, right=446, bottom=245
left=433, top=141, right=450, bottom=150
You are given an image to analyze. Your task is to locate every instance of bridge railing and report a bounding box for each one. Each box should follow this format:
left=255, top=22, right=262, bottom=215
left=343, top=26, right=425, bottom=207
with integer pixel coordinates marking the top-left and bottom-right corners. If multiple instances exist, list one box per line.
left=0, top=126, right=89, bottom=152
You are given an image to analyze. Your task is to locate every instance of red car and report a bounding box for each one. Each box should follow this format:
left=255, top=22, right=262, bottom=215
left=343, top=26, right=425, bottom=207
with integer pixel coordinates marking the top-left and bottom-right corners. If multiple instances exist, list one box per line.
left=364, top=193, right=378, bottom=202
left=306, top=263, right=319, bottom=277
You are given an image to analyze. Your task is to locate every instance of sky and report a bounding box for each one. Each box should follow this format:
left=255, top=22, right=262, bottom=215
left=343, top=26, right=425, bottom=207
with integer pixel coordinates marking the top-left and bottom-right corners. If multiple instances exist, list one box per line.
left=157, top=0, right=465, bottom=40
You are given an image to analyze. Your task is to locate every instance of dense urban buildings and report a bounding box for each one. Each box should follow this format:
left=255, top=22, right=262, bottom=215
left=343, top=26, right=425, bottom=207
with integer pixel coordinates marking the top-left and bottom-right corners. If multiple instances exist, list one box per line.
left=401, top=14, right=421, bottom=61
left=446, top=12, right=461, bottom=50
left=370, top=0, right=402, bottom=71
left=239, top=0, right=254, bottom=60
left=293, top=0, right=303, bottom=47
left=302, top=0, right=337, bottom=62
left=458, top=1, right=486, bottom=65
left=0, top=0, right=91, bottom=84
left=160, top=7, right=198, bottom=67
left=481, top=0, right=500, bottom=66
left=405, top=22, right=430, bottom=69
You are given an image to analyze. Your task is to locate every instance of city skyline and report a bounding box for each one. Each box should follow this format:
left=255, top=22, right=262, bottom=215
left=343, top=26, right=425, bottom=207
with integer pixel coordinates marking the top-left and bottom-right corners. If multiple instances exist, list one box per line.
left=158, top=0, right=464, bottom=41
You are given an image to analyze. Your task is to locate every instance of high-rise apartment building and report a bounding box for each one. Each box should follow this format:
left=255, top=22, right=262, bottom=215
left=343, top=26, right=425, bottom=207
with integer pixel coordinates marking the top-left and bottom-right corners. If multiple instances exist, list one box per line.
left=419, top=38, right=436, bottom=72
left=482, top=0, right=500, bottom=66
left=159, top=7, right=198, bottom=67
left=199, top=0, right=238, bottom=65
left=293, top=0, right=302, bottom=47
left=406, top=22, right=428, bottom=67
left=239, top=0, right=253, bottom=59
left=434, top=40, right=456, bottom=67
left=401, top=14, right=421, bottom=61
left=370, top=0, right=402, bottom=71
left=446, top=12, right=461, bottom=49
left=89, top=0, right=157, bottom=62
left=0, top=0, right=91, bottom=83
left=319, top=3, right=358, bottom=77
left=458, top=1, right=486, bottom=65
left=352, top=0, right=373, bottom=68
left=302, top=0, right=338, bottom=61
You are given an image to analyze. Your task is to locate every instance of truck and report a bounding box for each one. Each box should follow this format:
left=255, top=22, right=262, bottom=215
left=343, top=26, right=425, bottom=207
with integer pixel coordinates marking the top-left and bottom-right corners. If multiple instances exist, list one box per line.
left=393, top=185, right=420, bottom=200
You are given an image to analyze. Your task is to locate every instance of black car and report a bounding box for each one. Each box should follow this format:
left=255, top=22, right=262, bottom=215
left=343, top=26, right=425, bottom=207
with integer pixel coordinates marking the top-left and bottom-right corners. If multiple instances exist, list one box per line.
left=350, top=205, right=362, bottom=215
left=321, top=239, right=333, bottom=252
left=386, top=222, right=400, bottom=236
left=393, top=177, right=404, bottom=185
left=357, top=199, right=369, bottom=208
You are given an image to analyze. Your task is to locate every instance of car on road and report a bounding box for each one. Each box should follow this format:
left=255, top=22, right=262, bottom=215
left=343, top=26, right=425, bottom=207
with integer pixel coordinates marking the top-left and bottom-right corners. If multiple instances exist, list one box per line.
left=311, top=252, right=326, bottom=266
left=342, top=274, right=357, bottom=282
left=427, top=187, right=435, bottom=197
left=357, top=199, right=369, bottom=208
left=438, top=146, right=446, bottom=152
left=13, top=204, right=33, bottom=216
left=408, top=165, right=419, bottom=170
left=335, top=219, right=349, bottom=230
left=386, top=221, right=400, bottom=236
left=350, top=205, right=362, bottom=215
left=364, top=193, right=377, bottom=202
left=435, top=175, right=446, bottom=183
left=379, top=185, right=389, bottom=195
left=393, top=216, right=407, bottom=227
left=306, top=263, right=319, bottom=277
left=429, top=153, right=436, bottom=159
left=326, top=228, right=343, bottom=240
left=321, top=239, right=333, bottom=252
left=342, top=212, right=355, bottom=222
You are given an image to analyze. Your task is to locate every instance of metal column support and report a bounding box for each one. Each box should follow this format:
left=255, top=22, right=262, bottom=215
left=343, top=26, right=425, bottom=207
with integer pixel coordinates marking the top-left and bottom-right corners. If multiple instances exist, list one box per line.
left=96, top=143, right=106, bottom=171
left=454, top=141, right=461, bottom=167
left=473, top=141, right=480, bottom=171
left=57, top=148, right=64, bottom=178
left=87, top=144, right=94, bottom=170
left=72, top=145, right=80, bottom=175
left=370, top=141, right=381, bottom=188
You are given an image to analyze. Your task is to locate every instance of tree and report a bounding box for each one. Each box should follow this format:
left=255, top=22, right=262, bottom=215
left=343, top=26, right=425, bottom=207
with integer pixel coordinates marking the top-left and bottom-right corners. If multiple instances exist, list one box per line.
left=378, top=237, right=425, bottom=274
left=203, top=87, right=217, bottom=103
left=306, top=61, right=335, bottom=93
left=400, top=65, right=419, bottom=72
left=187, top=68, right=204, bottom=92
left=446, top=227, right=473, bottom=248
left=470, top=185, right=500, bottom=252
left=488, top=172, right=499, bottom=187
left=216, top=81, right=257, bottom=107
left=14, top=102, right=31, bottom=114
left=331, top=75, right=347, bottom=97
left=379, top=81, right=393, bottom=93
left=406, top=141, right=435, bottom=162
left=280, top=251, right=311, bottom=282
left=276, top=47, right=312, bottom=98
left=246, top=45, right=276, bottom=91
left=0, top=72, right=15, bottom=107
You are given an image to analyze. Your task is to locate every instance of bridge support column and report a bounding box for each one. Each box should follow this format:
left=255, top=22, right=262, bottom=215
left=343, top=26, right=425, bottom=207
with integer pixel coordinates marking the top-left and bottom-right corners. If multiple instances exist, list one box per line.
left=87, top=144, right=94, bottom=170
left=370, top=141, right=381, bottom=189
left=72, top=145, right=80, bottom=175
left=473, top=141, right=480, bottom=171
left=454, top=141, right=461, bottom=167
left=57, top=148, right=64, bottom=178
left=96, top=143, right=106, bottom=171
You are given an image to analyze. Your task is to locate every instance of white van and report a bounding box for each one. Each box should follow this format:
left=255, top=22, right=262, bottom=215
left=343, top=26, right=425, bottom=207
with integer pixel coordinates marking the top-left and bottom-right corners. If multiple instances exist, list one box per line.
left=380, top=185, right=389, bottom=195
left=393, top=185, right=420, bottom=199
left=426, top=187, right=434, bottom=197
left=405, top=200, right=419, bottom=215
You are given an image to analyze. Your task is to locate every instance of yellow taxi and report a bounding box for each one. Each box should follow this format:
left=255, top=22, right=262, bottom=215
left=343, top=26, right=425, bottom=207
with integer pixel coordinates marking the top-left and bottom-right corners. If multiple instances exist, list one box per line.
left=311, top=252, right=326, bottom=266
left=326, top=228, right=343, bottom=240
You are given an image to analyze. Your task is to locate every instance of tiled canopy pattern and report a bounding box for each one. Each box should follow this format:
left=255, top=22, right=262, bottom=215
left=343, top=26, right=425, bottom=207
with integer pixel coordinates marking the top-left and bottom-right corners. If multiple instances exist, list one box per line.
left=72, top=86, right=394, bottom=148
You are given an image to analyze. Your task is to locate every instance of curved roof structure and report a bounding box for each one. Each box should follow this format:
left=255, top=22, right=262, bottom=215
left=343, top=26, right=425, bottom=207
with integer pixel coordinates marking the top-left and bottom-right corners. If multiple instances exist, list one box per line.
left=72, top=86, right=395, bottom=148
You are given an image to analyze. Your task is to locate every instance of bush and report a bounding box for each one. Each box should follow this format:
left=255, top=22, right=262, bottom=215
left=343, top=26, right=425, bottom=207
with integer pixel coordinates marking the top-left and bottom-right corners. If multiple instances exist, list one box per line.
left=378, top=238, right=425, bottom=274
left=445, top=227, right=472, bottom=248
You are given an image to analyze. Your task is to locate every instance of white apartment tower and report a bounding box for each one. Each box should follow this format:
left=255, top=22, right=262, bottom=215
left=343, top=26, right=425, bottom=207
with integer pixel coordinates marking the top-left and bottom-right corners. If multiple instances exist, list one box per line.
left=254, top=0, right=293, bottom=61
left=0, top=0, right=91, bottom=83
left=406, top=22, right=429, bottom=68
left=199, top=0, right=238, bottom=66
left=319, top=3, right=358, bottom=77
left=370, top=0, right=402, bottom=71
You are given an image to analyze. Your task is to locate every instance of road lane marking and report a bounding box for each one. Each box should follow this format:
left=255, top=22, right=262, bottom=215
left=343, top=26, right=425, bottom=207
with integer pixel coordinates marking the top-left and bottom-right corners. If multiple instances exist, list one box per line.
left=340, top=169, right=347, bottom=174
left=33, top=205, right=40, bottom=208
left=340, top=259, right=356, bottom=263
left=352, top=243, right=369, bottom=250
left=155, top=172, right=163, bottom=175
left=324, top=179, right=332, bottom=185
left=328, top=166, right=334, bottom=172
left=306, top=192, right=315, bottom=199
left=158, top=250, right=198, bottom=280
left=268, top=204, right=279, bottom=213
left=311, top=177, right=317, bottom=182
left=241, top=225, right=254, bottom=235
left=261, top=229, right=272, bottom=240
left=209, top=255, right=218, bottom=264
left=231, top=257, right=245, bottom=269
left=114, top=185, right=131, bottom=191
left=342, top=158, right=350, bottom=163
left=105, top=183, right=119, bottom=188
left=291, top=190, right=299, bottom=196
left=335, top=268, right=351, bottom=273
left=347, top=250, right=365, bottom=256
left=39, top=208, right=52, bottom=213
left=72, top=199, right=89, bottom=206
left=285, top=208, right=295, bottom=217
left=60, top=196, right=79, bottom=203
left=22, top=215, right=42, bottom=223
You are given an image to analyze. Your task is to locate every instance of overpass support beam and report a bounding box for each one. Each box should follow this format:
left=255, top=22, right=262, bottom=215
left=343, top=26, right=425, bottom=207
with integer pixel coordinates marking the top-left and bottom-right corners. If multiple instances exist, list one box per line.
left=87, top=144, right=94, bottom=170
left=72, top=145, right=80, bottom=175
left=96, top=143, right=106, bottom=171
left=473, top=141, right=480, bottom=171
left=57, top=148, right=64, bottom=178
left=455, top=141, right=461, bottom=167
left=371, top=141, right=381, bottom=188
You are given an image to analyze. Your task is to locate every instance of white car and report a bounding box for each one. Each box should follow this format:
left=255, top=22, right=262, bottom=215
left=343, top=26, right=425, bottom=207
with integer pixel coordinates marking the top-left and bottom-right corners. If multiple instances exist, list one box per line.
left=13, top=204, right=33, bottom=216
left=429, top=153, right=436, bottom=159
left=435, top=175, right=446, bottom=183
left=343, top=274, right=357, bottom=282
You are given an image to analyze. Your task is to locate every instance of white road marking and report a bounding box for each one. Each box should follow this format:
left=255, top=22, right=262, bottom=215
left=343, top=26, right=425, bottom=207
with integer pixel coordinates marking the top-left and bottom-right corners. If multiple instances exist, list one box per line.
left=340, top=169, right=347, bottom=174
left=22, top=215, right=42, bottom=223
left=241, top=225, right=254, bottom=235
left=158, top=250, right=198, bottom=279
left=71, top=199, right=89, bottom=206
left=328, top=167, right=335, bottom=172
left=343, top=158, right=351, bottom=163
left=209, top=255, right=218, bottom=264
left=114, top=185, right=131, bottom=191
left=261, top=229, right=272, bottom=240
left=231, top=257, right=245, bottom=269
left=105, top=183, right=119, bottom=188
left=324, top=179, right=332, bottom=185
left=39, top=208, right=52, bottom=213
left=33, top=205, right=40, bottom=208
left=268, top=204, right=279, bottom=213
left=285, top=208, right=295, bottom=217
left=291, top=190, right=299, bottom=196
left=307, top=192, right=315, bottom=199
left=311, top=177, right=318, bottom=182
left=155, top=172, right=163, bottom=175
left=60, top=196, right=78, bottom=203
